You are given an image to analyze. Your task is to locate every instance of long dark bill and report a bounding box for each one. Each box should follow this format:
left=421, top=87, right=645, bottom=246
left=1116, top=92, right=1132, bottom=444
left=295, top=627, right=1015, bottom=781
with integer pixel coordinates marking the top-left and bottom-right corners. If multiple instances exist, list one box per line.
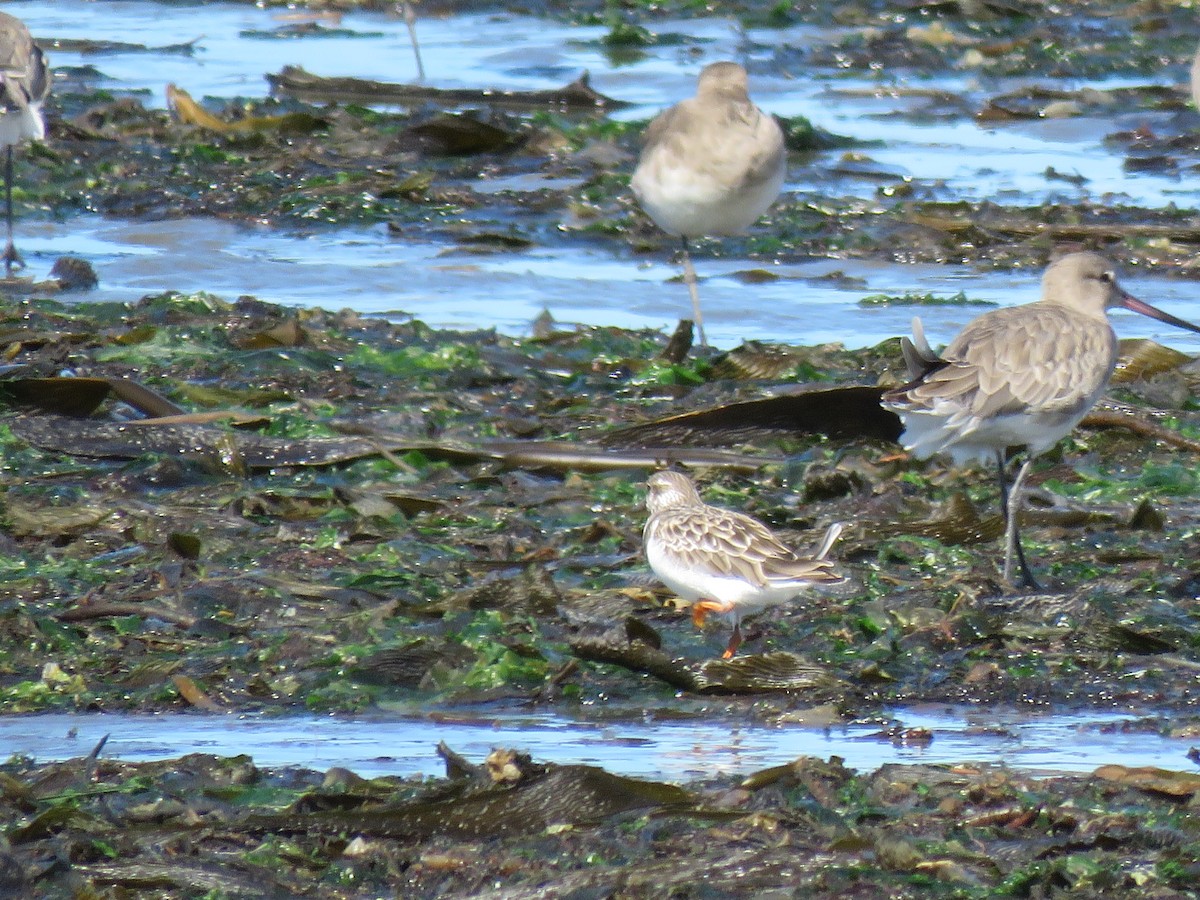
left=1120, top=290, right=1200, bottom=335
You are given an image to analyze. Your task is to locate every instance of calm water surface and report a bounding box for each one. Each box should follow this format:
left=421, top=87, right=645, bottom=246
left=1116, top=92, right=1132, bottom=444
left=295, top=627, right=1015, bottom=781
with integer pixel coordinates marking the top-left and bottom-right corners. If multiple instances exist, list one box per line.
left=2, top=707, right=1194, bottom=779
left=7, top=0, right=1199, bottom=350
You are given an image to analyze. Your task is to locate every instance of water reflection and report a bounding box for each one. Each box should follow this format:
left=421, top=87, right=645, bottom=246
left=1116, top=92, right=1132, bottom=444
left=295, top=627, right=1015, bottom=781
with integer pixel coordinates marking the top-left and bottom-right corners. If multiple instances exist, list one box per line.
left=1, top=707, right=1193, bottom=780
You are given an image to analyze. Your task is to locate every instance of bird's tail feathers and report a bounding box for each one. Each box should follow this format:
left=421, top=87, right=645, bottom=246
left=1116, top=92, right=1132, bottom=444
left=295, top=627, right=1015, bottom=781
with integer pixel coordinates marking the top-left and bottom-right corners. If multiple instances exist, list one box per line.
left=900, top=316, right=940, bottom=380
left=812, top=522, right=844, bottom=560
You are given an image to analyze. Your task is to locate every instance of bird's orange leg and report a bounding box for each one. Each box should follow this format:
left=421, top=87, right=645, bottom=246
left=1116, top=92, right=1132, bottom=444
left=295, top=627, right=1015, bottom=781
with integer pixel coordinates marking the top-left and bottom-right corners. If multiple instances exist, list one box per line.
left=692, top=599, right=732, bottom=628
left=722, top=623, right=743, bottom=659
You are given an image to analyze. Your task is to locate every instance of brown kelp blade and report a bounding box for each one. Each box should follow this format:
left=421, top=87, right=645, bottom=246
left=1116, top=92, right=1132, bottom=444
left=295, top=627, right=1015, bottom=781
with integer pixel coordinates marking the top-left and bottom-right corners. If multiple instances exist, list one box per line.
left=0, top=377, right=114, bottom=417
left=246, top=746, right=693, bottom=840
left=604, top=385, right=903, bottom=448
left=10, top=416, right=773, bottom=472
left=570, top=620, right=849, bottom=696
left=0, top=373, right=187, bottom=418
left=266, top=66, right=628, bottom=110
left=168, top=84, right=325, bottom=135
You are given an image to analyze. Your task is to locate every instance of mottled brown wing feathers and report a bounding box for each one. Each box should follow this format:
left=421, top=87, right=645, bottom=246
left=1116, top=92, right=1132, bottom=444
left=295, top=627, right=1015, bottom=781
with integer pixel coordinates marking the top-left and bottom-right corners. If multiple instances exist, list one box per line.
left=760, top=555, right=841, bottom=584
left=650, top=508, right=839, bottom=587
left=640, top=103, right=681, bottom=154
left=0, top=18, right=48, bottom=111
left=738, top=107, right=784, bottom=191
left=893, top=303, right=1115, bottom=417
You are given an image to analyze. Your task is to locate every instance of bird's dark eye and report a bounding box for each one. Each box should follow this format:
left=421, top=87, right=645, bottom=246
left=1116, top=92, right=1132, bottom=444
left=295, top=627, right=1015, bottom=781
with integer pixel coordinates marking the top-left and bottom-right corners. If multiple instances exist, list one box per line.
left=1098, top=271, right=1114, bottom=283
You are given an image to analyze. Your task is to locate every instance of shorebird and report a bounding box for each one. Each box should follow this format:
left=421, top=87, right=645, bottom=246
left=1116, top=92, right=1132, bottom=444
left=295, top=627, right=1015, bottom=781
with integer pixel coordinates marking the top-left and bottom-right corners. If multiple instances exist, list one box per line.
left=0, top=12, right=48, bottom=276
left=631, top=62, right=786, bottom=348
left=883, top=251, right=1200, bottom=588
left=643, top=470, right=844, bottom=658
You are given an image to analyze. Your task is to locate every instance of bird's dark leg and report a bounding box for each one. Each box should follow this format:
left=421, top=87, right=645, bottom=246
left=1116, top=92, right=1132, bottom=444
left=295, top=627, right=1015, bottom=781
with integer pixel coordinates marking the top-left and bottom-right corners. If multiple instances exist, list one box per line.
left=678, top=236, right=707, bottom=348
left=3, top=147, right=23, bottom=276
left=996, top=451, right=1039, bottom=589
left=995, top=450, right=1011, bottom=520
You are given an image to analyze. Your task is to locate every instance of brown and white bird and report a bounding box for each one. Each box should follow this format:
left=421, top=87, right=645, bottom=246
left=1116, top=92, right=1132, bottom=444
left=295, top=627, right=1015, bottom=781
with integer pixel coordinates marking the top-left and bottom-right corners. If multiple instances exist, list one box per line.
left=643, top=470, right=844, bottom=658
left=0, top=11, right=48, bottom=276
left=631, top=62, right=786, bottom=348
left=883, top=251, right=1200, bottom=588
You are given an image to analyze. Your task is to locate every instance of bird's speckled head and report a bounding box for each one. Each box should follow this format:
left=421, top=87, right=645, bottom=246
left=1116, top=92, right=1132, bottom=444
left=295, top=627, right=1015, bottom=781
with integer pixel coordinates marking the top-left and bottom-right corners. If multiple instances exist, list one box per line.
left=1040, top=252, right=1125, bottom=318
left=695, top=61, right=749, bottom=100
left=645, top=470, right=703, bottom=514
left=1043, top=251, right=1200, bottom=335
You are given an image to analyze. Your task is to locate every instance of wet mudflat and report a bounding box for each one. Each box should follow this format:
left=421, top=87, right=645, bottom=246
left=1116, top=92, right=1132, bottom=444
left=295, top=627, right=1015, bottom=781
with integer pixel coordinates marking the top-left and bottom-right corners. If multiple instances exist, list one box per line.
left=3, top=281, right=1200, bottom=896
left=7, top=743, right=1200, bottom=898
left=4, top=0, right=1200, bottom=896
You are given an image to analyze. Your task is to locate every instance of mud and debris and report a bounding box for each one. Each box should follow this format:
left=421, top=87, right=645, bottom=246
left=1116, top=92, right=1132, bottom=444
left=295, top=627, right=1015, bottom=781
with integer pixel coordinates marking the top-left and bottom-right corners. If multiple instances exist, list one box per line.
left=5, top=743, right=1200, bottom=898
left=5, top=0, right=1200, bottom=895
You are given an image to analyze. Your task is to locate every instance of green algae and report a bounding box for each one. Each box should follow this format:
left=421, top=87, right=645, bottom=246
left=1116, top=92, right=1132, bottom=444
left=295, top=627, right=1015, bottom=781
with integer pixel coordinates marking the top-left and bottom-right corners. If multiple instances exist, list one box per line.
left=858, top=290, right=992, bottom=307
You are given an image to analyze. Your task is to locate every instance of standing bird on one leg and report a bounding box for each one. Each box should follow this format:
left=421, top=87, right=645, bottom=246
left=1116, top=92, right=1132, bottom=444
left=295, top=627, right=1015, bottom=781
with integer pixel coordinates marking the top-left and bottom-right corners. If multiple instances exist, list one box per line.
left=0, top=12, right=49, bottom=277
left=631, top=62, right=785, bottom=349
left=883, top=251, right=1200, bottom=589
left=642, top=470, right=844, bottom=659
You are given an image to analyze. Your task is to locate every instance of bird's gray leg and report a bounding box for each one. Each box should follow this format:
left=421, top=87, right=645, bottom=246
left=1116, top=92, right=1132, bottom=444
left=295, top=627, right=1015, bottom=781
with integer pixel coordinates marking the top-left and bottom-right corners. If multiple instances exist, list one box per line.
left=401, top=2, right=425, bottom=80
left=999, top=453, right=1039, bottom=589
left=679, top=236, right=707, bottom=348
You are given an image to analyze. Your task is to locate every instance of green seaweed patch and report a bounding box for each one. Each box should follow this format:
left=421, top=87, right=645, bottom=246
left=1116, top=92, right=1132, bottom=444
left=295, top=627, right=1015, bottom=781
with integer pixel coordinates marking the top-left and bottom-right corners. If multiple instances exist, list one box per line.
left=0, top=666, right=92, bottom=713
left=262, top=410, right=342, bottom=440
left=600, top=21, right=658, bottom=48
left=532, top=111, right=642, bottom=150
left=176, top=142, right=245, bottom=165
left=779, top=115, right=861, bottom=153
left=626, top=359, right=706, bottom=387
left=347, top=342, right=482, bottom=381
left=460, top=646, right=548, bottom=691
left=1134, top=460, right=1200, bottom=497
left=303, top=679, right=379, bottom=713
left=1045, top=458, right=1199, bottom=503
left=240, top=26, right=386, bottom=40
left=857, top=291, right=992, bottom=307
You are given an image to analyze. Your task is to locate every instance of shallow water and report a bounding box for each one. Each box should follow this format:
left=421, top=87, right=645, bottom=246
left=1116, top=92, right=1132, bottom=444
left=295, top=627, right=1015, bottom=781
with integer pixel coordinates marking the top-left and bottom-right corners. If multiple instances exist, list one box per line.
left=3, top=706, right=1194, bottom=779
left=10, top=0, right=1200, bottom=350
left=24, top=216, right=1200, bottom=352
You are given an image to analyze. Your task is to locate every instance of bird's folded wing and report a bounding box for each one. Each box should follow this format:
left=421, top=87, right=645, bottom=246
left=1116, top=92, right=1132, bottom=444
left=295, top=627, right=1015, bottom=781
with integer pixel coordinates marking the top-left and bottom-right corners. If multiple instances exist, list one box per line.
left=639, top=102, right=686, bottom=154
left=897, top=305, right=1114, bottom=418
left=653, top=508, right=795, bottom=587
left=738, top=109, right=785, bottom=189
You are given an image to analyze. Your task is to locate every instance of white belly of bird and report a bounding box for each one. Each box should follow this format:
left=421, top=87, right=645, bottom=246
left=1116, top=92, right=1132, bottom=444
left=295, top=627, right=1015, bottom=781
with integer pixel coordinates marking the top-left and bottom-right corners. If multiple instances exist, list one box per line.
left=647, top=543, right=807, bottom=623
left=632, top=162, right=784, bottom=237
left=0, top=102, right=44, bottom=146
left=902, top=402, right=1093, bottom=466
